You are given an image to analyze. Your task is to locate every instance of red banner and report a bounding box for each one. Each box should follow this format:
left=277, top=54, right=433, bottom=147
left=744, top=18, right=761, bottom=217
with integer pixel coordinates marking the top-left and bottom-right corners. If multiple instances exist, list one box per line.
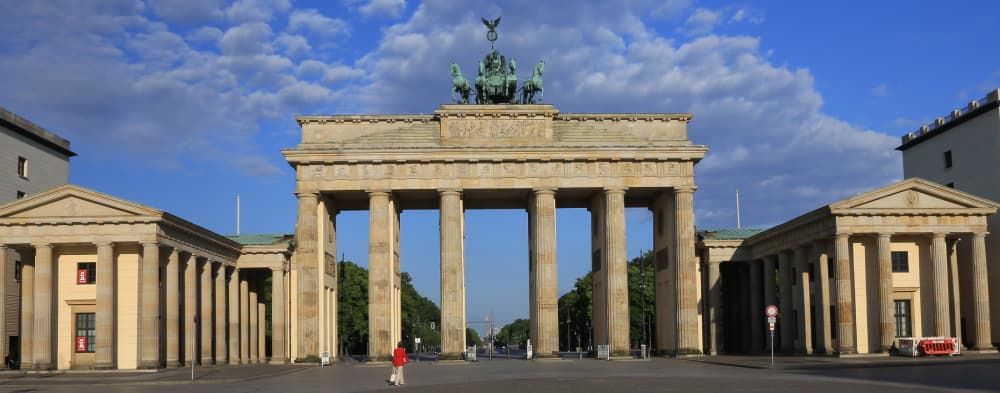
left=76, top=336, right=87, bottom=352
left=77, top=268, right=88, bottom=284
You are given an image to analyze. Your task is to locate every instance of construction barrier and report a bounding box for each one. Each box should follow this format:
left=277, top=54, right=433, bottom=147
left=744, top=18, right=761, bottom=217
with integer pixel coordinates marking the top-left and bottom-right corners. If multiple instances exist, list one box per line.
left=896, top=337, right=960, bottom=356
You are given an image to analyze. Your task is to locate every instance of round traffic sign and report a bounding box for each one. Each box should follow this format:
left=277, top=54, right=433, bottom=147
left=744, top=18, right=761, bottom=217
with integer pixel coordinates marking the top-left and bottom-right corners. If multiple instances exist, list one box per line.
left=765, top=305, right=779, bottom=317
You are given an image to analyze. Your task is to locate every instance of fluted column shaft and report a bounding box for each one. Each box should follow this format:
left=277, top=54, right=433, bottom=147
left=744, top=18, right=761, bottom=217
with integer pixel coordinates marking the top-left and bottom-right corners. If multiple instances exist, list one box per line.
left=165, top=249, right=180, bottom=367
left=971, top=233, right=993, bottom=349
left=749, top=260, right=764, bottom=353
left=257, top=302, right=265, bottom=363
left=294, top=192, right=320, bottom=361
left=794, top=246, right=812, bottom=354
left=674, top=187, right=699, bottom=354
left=95, top=242, right=116, bottom=369
left=604, top=188, right=630, bottom=355
left=368, top=191, right=394, bottom=361
left=814, top=243, right=832, bottom=354
left=931, top=233, right=951, bottom=337
left=140, top=242, right=160, bottom=368
left=215, top=263, right=227, bottom=364
left=707, top=260, right=722, bottom=355
left=249, top=287, right=258, bottom=362
left=777, top=251, right=793, bottom=353
left=32, top=243, right=53, bottom=369
left=200, top=259, right=213, bottom=364
left=20, top=258, right=34, bottom=369
left=439, top=190, right=466, bottom=359
left=184, top=255, right=197, bottom=366
left=0, top=246, right=6, bottom=365
left=835, top=234, right=856, bottom=354
left=272, top=267, right=287, bottom=364
left=530, top=189, right=559, bottom=357
left=228, top=268, right=240, bottom=364
left=240, top=275, right=249, bottom=362
left=876, top=234, right=895, bottom=352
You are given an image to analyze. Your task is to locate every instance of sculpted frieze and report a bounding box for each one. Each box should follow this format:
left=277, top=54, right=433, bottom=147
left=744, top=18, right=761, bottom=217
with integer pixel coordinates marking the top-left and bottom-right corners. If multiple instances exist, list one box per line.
left=309, top=159, right=690, bottom=182
left=448, top=118, right=546, bottom=138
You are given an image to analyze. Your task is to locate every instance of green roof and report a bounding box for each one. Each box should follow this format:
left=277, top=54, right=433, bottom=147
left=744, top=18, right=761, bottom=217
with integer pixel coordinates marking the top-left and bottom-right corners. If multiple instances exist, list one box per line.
left=698, top=228, right=765, bottom=241
left=226, top=233, right=294, bottom=246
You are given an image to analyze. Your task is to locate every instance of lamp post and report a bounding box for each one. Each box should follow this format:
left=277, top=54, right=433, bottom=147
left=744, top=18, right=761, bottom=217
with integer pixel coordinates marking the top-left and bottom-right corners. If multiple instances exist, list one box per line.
left=639, top=252, right=648, bottom=358
left=565, top=307, right=571, bottom=353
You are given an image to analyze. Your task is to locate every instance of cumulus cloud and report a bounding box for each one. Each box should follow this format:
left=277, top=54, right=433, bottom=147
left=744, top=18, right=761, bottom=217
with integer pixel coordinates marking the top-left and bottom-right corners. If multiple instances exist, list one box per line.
left=224, top=0, right=291, bottom=22
left=149, top=0, right=224, bottom=24
left=871, top=83, right=888, bottom=97
left=288, top=9, right=349, bottom=37
left=360, top=0, right=407, bottom=18
left=683, top=8, right=722, bottom=36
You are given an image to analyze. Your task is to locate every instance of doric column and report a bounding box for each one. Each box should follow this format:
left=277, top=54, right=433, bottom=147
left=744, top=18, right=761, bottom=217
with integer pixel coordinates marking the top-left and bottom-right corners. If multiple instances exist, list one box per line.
left=140, top=242, right=161, bottom=368
left=257, top=302, right=265, bottom=363
left=793, top=246, right=812, bottom=354
left=228, top=268, right=240, bottom=364
left=605, top=188, right=630, bottom=356
left=931, top=233, right=950, bottom=337
left=707, top=260, right=722, bottom=355
left=834, top=233, right=856, bottom=354
left=777, top=251, right=793, bottom=353
left=876, top=233, right=895, bottom=353
left=249, top=286, right=258, bottom=363
left=215, top=263, right=227, bottom=364
left=20, top=258, right=34, bottom=369
left=530, top=188, right=558, bottom=357
left=762, top=255, right=777, bottom=353
left=200, top=259, right=213, bottom=364
left=95, top=241, right=116, bottom=369
left=32, top=243, right=53, bottom=370
left=294, top=191, right=319, bottom=361
left=271, top=267, right=287, bottom=364
left=368, top=191, right=394, bottom=361
left=165, top=248, right=180, bottom=367
left=184, top=254, right=197, bottom=366
left=673, top=187, right=699, bottom=355
left=439, top=189, right=466, bottom=359
left=240, top=274, right=249, bottom=362
left=0, top=246, right=6, bottom=364
left=813, top=242, right=832, bottom=354
left=748, top=260, right=764, bottom=353
left=948, top=239, right=962, bottom=343
left=971, top=233, right=993, bottom=350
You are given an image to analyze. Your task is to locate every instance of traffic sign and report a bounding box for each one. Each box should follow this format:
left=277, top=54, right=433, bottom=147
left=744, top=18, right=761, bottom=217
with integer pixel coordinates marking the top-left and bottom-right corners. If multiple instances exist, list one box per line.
left=415, top=337, right=421, bottom=344
left=768, top=322, right=775, bottom=331
left=765, top=305, right=778, bottom=317
left=767, top=316, right=777, bottom=324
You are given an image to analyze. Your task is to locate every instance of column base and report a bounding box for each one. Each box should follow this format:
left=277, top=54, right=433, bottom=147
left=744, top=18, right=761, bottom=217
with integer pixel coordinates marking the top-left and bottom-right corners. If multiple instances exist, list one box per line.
left=138, top=360, right=161, bottom=369
left=367, top=355, right=392, bottom=363
left=94, top=363, right=116, bottom=370
left=533, top=351, right=559, bottom=359
left=675, top=348, right=703, bottom=356
left=32, top=362, right=53, bottom=370
left=437, top=353, right=463, bottom=361
left=166, top=360, right=182, bottom=368
left=269, top=358, right=288, bottom=365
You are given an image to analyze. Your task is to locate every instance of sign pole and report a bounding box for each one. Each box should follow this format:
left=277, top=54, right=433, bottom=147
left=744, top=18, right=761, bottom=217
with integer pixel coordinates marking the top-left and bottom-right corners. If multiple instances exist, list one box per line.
left=770, top=330, right=774, bottom=367
left=765, top=305, right=778, bottom=368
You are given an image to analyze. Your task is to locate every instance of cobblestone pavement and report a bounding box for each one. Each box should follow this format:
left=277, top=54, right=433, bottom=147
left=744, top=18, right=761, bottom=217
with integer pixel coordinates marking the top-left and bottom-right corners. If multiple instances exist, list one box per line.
left=0, top=355, right=997, bottom=392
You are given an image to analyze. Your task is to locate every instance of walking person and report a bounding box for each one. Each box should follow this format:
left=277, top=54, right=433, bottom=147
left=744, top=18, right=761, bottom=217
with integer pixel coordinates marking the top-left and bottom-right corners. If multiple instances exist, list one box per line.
left=392, top=341, right=409, bottom=386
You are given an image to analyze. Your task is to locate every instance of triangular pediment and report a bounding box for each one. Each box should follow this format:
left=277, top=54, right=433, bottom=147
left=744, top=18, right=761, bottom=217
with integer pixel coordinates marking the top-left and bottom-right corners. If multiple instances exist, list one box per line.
left=0, top=185, right=162, bottom=219
left=830, top=178, right=1000, bottom=214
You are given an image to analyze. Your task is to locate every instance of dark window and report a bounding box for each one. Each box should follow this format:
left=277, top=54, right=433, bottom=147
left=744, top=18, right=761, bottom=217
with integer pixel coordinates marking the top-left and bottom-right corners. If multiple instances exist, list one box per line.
left=891, top=251, right=909, bottom=273
left=17, top=156, right=27, bottom=178
left=16, top=191, right=25, bottom=199
left=830, top=305, right=837, bottom=339
left=14, top=261, right=21, bottom=282
left=77, top=262, right=96, bottom=284
left=944, top=150, right=953, bottom=168
left=946, top=182, right=955, bottom=188
left=809, top=262, right=815, bottom=282
left=828, top=258, right=836, bottom=278
left=894, top=299, right=912, bottom=337
left=75, top=312, right=96, bottom=353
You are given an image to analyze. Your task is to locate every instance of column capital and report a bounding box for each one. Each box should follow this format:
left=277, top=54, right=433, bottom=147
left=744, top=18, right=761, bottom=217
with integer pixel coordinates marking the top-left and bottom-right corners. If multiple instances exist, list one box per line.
left=94, top=240, right=113, bottom=247
left=270, top=266, right=286, bottom=273
left=972, top=231, right=988, bottom=238
left=603, top=187, right=626, bottom=195
left=367, top=189, right=391, bottom=197
left=438, top=188, right=462, bottom=196
left=835, top=232, right=851, bottom=240
left=295, top=191, right=319, bottom=198
left=932, top=232, right=948, bottom=240
left=877, top=232, right=893, bottom=239
left=31, top=242, right=52, bottom=249
left=674, top=186, right=697, bottom=194
left=533, top=187, right=557, bottom=195
left=141, top=241, right=159, bottom=248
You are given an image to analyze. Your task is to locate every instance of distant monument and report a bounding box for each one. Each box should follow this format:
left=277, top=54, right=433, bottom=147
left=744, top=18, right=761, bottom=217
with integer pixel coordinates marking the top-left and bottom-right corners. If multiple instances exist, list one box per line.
left=450, top=16, right=544, bottom=104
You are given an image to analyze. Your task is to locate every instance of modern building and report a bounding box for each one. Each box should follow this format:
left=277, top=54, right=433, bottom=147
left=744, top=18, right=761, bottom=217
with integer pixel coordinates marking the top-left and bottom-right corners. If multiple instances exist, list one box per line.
left=0, top=106, right=75, bottom=204
left=699, top=178, right=998, bottom=355
left=898, top=88, right=1000, bottom=343
left=0, top=185, right=291, bottom=370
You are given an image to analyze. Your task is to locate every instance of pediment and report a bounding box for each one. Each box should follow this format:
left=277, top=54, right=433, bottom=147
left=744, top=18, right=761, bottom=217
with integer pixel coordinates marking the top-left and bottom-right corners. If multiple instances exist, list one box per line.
left=831, top=178, right=999, bottom=213
left=0, top=185, right=161, bottom=219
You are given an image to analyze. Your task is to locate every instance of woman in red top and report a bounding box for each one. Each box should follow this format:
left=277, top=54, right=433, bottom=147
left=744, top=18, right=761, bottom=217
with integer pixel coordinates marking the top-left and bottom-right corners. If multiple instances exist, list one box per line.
left=391, top=341, right=409, bottom=386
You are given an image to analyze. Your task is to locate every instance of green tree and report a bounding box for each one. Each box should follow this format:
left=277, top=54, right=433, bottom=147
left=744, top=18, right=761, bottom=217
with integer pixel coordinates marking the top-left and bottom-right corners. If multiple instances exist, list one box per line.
left=627, top=250, right=656, bottom=350
left=338, top=261, right=370, bottom=355
left=466, top=327, right=482, bottom=347
left=496, top=318, right=530, bottom=348
left=401, top=272, right=441, bottom=350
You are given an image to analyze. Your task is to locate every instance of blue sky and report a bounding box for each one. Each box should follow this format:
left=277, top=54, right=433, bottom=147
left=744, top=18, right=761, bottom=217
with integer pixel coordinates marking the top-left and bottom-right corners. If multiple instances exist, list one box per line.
left=2, top=0, right=999, bottom=331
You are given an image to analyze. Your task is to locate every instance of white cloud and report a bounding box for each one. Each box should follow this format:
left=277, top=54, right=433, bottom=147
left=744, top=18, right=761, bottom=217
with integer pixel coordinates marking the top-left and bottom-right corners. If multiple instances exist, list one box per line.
left=275, top=33, right=311, bottom=57
left=187, top=26, right=224, bottom=43
left=288, top=9, right=349, bottom=37
left=360, top=0, right=407, bottom=18
left=219, top=22, right=273, bottom=55
left=149, top=0, right=224, bottom=24
left=683, top=8, right=722, bottom=36
left=729, top=7, right=765, bottom=24
left=224, top=0, right=291, bottom=22
left=871, top=83, right=888, bottom=97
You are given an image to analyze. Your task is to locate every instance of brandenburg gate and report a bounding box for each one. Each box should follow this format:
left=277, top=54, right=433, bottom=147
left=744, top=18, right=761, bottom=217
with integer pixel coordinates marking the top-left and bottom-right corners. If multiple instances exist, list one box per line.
left=282, top=104, right=707, bottom=361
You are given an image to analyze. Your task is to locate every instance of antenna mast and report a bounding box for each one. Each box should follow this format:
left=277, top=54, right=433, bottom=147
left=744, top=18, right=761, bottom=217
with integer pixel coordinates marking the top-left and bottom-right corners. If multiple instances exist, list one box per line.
left=236, top=194, right=241, bottom=236
left=735, top=189, right=742, bottom=229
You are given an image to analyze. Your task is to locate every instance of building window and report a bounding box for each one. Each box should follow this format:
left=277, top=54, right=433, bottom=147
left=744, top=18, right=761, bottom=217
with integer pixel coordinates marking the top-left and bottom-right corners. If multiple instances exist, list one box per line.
left=75, top=312, right=96, bottom=353
left=894, top=299, right=912, bottom=337
left=77, top=262, right=96, bottom=284
left=16, top=191, right=25, bottom=199
left=891, top=251, right=909, bottom=273
left=943, top=150, right=952, bottom=169
left=17, top=156, right=28, bottom=178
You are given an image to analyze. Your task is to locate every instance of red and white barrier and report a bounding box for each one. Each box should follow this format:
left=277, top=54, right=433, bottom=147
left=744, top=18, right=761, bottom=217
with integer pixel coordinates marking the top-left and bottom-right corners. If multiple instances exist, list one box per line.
left=896, top=337, right=960, bottom=356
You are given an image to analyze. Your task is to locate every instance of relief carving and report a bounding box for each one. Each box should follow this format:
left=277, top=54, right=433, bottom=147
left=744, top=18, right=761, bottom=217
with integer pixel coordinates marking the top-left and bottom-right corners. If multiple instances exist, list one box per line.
left=449, top=118, right=546, bottom=138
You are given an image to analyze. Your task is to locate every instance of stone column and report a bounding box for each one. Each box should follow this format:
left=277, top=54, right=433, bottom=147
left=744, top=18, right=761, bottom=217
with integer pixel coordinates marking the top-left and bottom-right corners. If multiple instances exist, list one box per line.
left=762, top=255, right=777, bottom=353
left=215, top=263, right=227, bottom=364
left=834, top=233, right=856, bottom=354
left=368, top=191, right=394, bottom=361
left=165, top=248, right=180, bottom=367
left=948, top=239, right=962, bottom=343
left=707, top=260, right=722, bottom=355
left=794, top=246, right=812, bottom=354
left=249, top=286, right=258, bottom=363
left=813, top=242, right=832, bottom=354
left=32, top=243, right=53, bottom=370
left=228, top=268, right=240, bottom=364
left=200, top=259, right=213, bottom=364
left=931, top=233, right=950, bottom=337
left=971, top=233, right=993, bottom=350
left=749, top=260, right=764, bottom=353
left=257, top=302, right=265, bottom=363
left=0, top=245, right=5, bottom=365
left=605, top=188, right=630, bottom=356
left=530, top=188, right=558, bottom=357
left=876, top=233, right=895, bottom=352
left=673, top=187, right=699, bottom=355
left=95, top=241, right=116, bottom=369
left=777, top=251, right=793, bottom=353
left=294, top=192, right=319, bottom=361
left=272, top=267, right=287, bottom=364
left=20, top=258, right=34, bottom=369
left=140, top=242, right=160, bottom=368
left=439, top=190, right=466, bottom=359
left=240, top=274, right=249, bottom=362
left=184, top=254, right=197, bottom=366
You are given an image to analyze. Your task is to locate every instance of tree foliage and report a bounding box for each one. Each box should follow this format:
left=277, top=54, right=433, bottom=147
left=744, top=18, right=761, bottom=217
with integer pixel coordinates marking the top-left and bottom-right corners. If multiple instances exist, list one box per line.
left=465, top=327, right=482, bottom=347
left=495, top=318, right=530, bottom=348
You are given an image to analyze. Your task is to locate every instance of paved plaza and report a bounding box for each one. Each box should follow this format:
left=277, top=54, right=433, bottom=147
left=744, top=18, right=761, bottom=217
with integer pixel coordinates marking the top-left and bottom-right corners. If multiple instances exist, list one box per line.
left=0, top=355, right=998, bottom=393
